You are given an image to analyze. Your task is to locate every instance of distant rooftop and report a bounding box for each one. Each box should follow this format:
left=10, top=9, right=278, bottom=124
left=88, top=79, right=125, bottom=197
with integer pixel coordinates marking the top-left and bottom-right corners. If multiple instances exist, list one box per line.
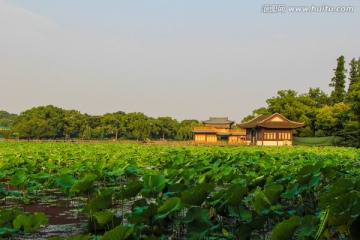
left=203, top=117, right=234, bottom=124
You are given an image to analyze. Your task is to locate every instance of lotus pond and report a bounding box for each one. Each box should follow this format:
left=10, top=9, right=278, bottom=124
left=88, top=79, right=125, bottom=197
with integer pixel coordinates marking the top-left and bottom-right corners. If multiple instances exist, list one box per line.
left=0, top=142, right=359, bottom=239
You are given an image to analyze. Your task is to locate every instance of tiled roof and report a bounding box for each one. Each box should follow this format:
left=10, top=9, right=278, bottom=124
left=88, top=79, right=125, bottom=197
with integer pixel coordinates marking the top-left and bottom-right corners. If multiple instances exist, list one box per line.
left=237, top=113, right=304, bottom=129
left=258, top=122, right=303, bottom=129
left=203, top=117, right=234, bottom=124
left=237, top=115, right=272, bottom=128
left=217, top=132, right=246, bottom=136
left=192, top=129, right=217, bottom=134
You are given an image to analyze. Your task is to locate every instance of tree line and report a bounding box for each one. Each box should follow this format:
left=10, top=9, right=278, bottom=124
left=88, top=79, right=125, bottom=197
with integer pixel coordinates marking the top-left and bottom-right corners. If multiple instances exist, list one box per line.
left=242, top=55, right=360, bottom=147
left=0, top=107, right=200, bottom=141
left=1, top=55, right=359, bottom=146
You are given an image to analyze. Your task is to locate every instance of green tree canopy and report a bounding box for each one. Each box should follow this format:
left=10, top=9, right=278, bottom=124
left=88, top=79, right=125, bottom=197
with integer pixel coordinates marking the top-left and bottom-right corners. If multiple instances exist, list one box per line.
left=101, top=111, right=126, bottom=140
left=64, top=110, right=88, bottom=139
left=12, top=105, right=65, bottom=139
left=348, top=58, right=360, bottom=92
left=153, top=117, right=179, bottom=140
left=329, top=55, right=347, bottom=104
left=315, top=103, right=348, bottom=137
left=0, top=110, right=17, bottom=128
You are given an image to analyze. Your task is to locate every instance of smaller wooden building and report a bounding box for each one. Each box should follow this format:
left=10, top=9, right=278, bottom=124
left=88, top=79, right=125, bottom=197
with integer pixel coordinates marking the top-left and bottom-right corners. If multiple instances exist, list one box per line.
left=193, top=117, right=246, bottom=143
left=237, top=113, right=304, bottom=146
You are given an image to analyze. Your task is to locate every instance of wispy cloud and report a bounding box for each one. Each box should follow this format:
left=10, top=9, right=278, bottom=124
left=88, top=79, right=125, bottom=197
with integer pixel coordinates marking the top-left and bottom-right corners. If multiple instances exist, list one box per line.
left=0, top=0, right=59, bottom=35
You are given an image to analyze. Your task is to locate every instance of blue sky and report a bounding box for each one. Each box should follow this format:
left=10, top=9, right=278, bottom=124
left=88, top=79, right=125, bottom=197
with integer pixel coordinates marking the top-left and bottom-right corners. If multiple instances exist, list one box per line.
left=1, top=0, right=360, bottom=121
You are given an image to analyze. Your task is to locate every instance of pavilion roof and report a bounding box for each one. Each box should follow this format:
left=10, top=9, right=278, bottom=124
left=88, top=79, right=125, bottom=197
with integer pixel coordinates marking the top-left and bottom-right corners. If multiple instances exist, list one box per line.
left=237, top=113, right=304, bottom=129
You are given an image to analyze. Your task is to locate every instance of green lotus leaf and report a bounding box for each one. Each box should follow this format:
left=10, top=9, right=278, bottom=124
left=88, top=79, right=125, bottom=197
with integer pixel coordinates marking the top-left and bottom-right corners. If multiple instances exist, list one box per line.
left=70, top=173, right=98, bottom=194
left=31, top=171, right=52, bottom=184
left=67, top=234, right=91, bottom=240
left=319, top=178, right=356, bottom=209
left=252, top=188, right=271, bottom=214
left=228, top=205, right=252, bottom=222
left=55, top=174, right=77, bottom=194
left=263, top=185, right=284, bottom=205
left=127, top=203, right=158, bottom=225
left=234, top=223, right=253, bottom=240
left=168, top=183, right=187, bottom=194
left=0, top=208, right=23, bottom=228
left=181, top=183, right=214, bottom=207
left=9, top=170, right=27, bottom=187
left=0, top=169, right=14, bottom=179
left=225, top=184, right=248, bottom=206
left=297, top=215, right=318, bottom=240
left=142, top=174, right=165, bottom=197
left=156, top=197, right=181, bottom=219
left=13, top=212, right=48, bottom=232
left=0, top=227, right=19, bottom=236
left=102, top=225, right=133, bottom=240
left=93, top=209, right=114, bottom=224
left=184, top=207, right=212, bottom=240
left=85, top=191, right=113, bottom=213
left=270, top=215, right=301, bottom=240
left=0, top=186, right=8, bottom=199
left=327, top=191, right=360, bottom=227
left=117, top=181, right=143, bottom=200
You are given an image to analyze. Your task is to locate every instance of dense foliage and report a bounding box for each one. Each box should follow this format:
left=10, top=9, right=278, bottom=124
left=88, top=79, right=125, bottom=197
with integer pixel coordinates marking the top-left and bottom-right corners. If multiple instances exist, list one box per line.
left=242, top=56, right=360, bottom=147
left=1, top=55, right=359, bottom=146
left=0, top=142, right=359, bottom=239
left=0, top=111, right=17, bottom=138
left=1, top=107, right=200, bottom=141
left=0, top=111, right=17, bottom=128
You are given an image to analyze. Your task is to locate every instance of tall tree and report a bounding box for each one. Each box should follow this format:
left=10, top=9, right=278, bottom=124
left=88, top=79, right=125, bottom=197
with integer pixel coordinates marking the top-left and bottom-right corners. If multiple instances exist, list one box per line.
left=307, top=87, right=329, bottom=108
left=342, top=57, right=360, bottom=146
left=101, top=111, right=126, bottom=140
left=63, top=110, right=88, bottom=139
left=344, top=78, right=360, bottom=147
left=348, top=58, right=360, bottom=92
left=153, top=117, right=179, bottom=140
left=124, top=112, right=151, bottom=140
left=329, top=55, right=347, bottom=104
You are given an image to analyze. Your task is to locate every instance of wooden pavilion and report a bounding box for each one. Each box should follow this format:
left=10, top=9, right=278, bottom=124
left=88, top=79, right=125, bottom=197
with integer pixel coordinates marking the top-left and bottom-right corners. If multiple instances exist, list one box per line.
left=237, top=113, right=304, bottom=146
left=193, top=117, right=246, bottom=143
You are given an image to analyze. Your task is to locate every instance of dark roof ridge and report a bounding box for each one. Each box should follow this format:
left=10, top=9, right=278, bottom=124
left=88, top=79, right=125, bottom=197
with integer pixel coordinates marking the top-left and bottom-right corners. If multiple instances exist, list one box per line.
left=240, top=114, right=270, bottom=124
left=203, top=117, right=234, bottom=124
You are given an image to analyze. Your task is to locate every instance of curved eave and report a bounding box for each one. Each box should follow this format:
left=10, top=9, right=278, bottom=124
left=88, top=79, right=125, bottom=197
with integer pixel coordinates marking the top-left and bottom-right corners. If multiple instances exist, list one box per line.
left=258, top=123, right=304, bottom=129
left=237, top=123, right=256, bottom=128
left=192, top=130, right=217, bottom=134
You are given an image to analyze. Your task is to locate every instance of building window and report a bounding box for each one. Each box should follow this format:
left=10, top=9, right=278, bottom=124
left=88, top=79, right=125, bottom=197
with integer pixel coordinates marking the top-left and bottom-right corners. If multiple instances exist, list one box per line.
left=206, top=135, right=217, bottom=142
left=195, top=134, right=206, bottom=141
left=264, top=132, right=277, bottom=140
left=278, top=132, right=291, bottom=140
